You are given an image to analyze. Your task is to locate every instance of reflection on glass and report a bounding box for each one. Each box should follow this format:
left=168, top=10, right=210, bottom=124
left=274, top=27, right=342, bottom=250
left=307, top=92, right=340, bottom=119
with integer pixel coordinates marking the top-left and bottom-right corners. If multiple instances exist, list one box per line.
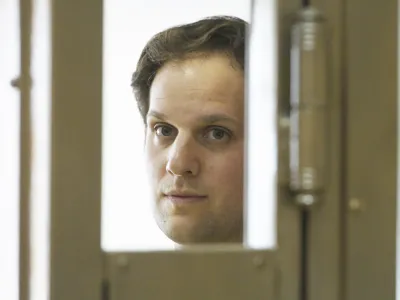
left=245, top=0, right=277, bottom=249
left=102, top=0, right=250, bottom=250
left=30, top=0, right=51, bottom=299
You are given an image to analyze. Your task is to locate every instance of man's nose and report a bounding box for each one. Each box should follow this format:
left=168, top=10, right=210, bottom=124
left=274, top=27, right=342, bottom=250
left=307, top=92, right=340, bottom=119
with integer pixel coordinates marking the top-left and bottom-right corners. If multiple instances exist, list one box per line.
left=166, top=135, right=200, bottom=177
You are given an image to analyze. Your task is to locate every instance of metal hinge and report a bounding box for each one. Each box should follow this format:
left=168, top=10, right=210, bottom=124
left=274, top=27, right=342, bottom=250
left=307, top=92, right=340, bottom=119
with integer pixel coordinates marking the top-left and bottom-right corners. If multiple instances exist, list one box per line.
left=289, top=6, right=329, bottom=209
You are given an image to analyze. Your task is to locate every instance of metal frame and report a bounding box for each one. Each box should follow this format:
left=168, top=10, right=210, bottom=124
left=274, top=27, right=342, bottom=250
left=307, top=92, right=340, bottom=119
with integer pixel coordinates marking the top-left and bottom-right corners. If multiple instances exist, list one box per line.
left=18, top=0, right=33, bottom=299
left=46, top=0, right=399, bottom=299
left=275, top=0, right=303, bottom=298
left=49, top=0, right=103, bottom=299
left=305, top=0, right=345, bottom=299
left=106, top=247, right=279, bottom=300
left=307, top=0, right=398, bottom=299
left=48, top=0, right=302, bottom=299
left=344, top=0, right=397, bottom=299
left=102, top=1, right=304, bottom=296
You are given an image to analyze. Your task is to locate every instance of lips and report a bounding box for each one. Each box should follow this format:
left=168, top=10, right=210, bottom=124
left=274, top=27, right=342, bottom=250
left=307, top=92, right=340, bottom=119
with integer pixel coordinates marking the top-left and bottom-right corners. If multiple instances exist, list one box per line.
left=164, top=193, right=207, bottom=204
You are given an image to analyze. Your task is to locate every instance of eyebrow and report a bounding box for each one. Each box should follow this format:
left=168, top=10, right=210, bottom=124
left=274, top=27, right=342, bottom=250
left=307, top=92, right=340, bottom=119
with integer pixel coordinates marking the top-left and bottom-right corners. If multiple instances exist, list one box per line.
left=147, top=110, right=239, bottom=125
left=200, top=114, right=238, bottom=125
left=147, top=110, right=167, bottom=120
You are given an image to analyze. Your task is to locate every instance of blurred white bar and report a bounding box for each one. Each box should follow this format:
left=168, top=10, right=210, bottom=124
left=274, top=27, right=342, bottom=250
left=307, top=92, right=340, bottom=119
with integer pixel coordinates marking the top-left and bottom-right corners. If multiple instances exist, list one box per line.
left=245, top=0, right=278, bottom=249
left=0, top=1, right=21, bottom=300
left=30, top=0, right=51, bottom=299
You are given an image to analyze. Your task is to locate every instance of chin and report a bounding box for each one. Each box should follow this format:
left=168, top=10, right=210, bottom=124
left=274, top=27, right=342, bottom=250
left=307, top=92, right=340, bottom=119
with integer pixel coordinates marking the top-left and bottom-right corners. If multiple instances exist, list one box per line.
left=155, top=213, right=243, bottom=245
left=163, top=225, right=203, bottom=245
left=158, top=218, right=210, bottom=245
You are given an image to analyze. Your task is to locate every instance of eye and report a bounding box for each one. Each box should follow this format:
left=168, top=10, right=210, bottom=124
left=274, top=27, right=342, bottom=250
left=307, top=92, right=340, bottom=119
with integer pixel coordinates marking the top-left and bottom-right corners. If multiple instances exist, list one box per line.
left=204, top=127, right=231, bottom=141
left=154, top=124, right=176, bottom=137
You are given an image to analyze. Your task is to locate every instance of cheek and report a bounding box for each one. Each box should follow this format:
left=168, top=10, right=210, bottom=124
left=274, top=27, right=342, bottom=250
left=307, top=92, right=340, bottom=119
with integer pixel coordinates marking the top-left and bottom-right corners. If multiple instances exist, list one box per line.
left=206, top=148, right=244, bottom=196
left=144, top=138, right=166, bottom=182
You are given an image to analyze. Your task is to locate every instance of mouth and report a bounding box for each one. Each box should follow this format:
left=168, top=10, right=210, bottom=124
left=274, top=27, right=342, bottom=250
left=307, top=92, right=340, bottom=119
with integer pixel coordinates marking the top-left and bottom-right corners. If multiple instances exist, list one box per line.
left=163, top=194, right=208, bottom=204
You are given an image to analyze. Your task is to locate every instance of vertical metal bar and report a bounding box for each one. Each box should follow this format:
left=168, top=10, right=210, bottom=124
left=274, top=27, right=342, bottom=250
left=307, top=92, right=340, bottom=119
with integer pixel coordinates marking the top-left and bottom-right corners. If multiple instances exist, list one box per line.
left=289, top=6, right=329, bottom=300
left=339, top=1, right=348, bottom=299
left=344, top=0, right=397, bottom=299
left=50, top=0, right=103, bottom=299
left=18, top=0, right=33, bottom=299
left=397, top=1, right=400, bottom=297
left=304, top=0, right=346, bottom=299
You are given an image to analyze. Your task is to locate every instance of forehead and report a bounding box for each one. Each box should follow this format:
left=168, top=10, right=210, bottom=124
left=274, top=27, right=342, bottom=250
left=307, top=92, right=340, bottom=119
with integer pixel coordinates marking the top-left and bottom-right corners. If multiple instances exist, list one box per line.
left=148, top=55, right=244, bottom=119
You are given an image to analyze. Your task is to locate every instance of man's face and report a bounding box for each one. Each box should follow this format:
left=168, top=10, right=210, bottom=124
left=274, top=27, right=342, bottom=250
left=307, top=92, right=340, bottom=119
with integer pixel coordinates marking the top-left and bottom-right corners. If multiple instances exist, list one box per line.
left=145, top=54, right=244, bottom=245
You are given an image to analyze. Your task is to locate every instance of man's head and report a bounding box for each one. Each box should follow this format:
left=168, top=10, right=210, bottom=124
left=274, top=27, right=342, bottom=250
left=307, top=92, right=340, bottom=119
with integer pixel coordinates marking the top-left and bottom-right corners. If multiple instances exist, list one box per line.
left=131, top=16, right=247, bottom=245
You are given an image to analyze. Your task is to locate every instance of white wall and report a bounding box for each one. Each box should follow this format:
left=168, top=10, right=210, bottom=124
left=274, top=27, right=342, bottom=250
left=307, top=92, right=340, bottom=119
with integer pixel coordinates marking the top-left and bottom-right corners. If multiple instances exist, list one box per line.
left=0, top=1, right=20, bottom=300
left=101, top=0, right=251, bottom=251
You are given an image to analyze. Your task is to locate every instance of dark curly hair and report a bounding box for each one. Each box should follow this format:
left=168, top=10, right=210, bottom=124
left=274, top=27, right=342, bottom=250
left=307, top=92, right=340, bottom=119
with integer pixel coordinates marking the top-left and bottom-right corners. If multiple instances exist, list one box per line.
left=131, top=16, right=248, bottom=123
